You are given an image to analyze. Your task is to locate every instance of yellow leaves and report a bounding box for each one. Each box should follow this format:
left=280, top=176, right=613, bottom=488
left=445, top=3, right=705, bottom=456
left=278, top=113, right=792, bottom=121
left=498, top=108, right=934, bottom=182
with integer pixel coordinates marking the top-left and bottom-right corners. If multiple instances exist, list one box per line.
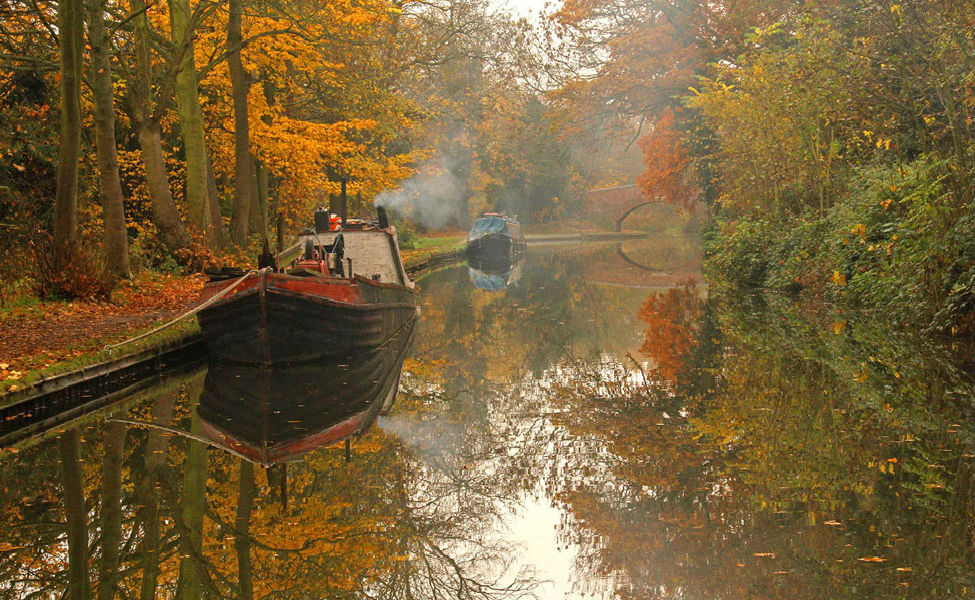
left=831, top=271, right=846, bottom=286
left=0, top=364, right=23, bottom=381
left=867, top=458, right=897, bottom=474
left=850, top=223, right=866, bottom=237
left=753, top=552, right=776, bottom=558
left=858, top=556, right=887, bottom=562
left=831, top=320, right=846, bottom=334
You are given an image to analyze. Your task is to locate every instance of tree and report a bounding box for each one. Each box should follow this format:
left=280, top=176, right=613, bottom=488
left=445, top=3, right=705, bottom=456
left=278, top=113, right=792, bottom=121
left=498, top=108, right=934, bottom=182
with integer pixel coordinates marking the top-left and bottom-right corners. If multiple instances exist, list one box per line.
left=168, top=0, right=226, bottom=248
left=53, top=0, right=83, bottom=255
left=128, top=0, right=190, bottom=252
left=226, top=0, right=256, bottom=245
left=86, top=0, right=130, bottom=278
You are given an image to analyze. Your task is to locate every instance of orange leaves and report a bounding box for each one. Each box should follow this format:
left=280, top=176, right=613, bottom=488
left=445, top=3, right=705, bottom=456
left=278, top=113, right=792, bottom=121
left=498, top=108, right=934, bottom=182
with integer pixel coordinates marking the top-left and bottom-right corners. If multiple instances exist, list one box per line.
left=637, top=281, right=702, bottom=383
left=636, top=107, right=699, bottom=209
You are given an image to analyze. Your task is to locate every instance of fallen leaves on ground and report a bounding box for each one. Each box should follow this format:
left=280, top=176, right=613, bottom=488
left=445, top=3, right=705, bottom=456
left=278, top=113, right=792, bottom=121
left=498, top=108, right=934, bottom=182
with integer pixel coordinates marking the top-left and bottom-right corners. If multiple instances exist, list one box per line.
left=0, top=272, right=205, bottom=377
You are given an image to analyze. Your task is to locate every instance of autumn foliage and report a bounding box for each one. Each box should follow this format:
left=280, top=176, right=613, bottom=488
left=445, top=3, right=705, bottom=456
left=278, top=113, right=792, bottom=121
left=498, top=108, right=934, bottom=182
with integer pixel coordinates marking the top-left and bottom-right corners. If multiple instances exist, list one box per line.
left=637, top=282, right=702, bottom=383
left=636, top=107, right=697, bottom=209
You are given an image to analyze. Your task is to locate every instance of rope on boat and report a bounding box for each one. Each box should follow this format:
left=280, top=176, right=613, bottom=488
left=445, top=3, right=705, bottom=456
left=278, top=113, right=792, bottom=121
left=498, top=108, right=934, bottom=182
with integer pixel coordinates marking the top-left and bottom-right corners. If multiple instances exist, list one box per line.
left=104, top=269, right=262, bottom=352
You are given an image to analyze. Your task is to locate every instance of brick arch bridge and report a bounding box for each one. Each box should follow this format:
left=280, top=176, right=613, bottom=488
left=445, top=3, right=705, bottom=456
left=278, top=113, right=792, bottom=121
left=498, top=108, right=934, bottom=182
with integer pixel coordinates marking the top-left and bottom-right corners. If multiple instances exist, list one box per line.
left=582, top=184, right=661, bottom=232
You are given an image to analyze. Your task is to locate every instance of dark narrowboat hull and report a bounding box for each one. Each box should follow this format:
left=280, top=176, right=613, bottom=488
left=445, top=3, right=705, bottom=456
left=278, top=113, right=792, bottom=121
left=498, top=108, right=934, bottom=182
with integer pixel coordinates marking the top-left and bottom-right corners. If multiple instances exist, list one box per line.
left=465, top=232, right=526, bottom=264
left=197, top=270, right=417, bottom=366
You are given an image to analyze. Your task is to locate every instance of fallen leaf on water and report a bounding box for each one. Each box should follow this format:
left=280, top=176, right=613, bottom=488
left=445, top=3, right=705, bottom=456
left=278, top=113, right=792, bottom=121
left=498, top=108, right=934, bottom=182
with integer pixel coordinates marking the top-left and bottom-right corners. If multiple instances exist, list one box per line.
left=753, top=553, right=776, bottom=558
left=896, top=567, right=912, bottom=572
left=824, top=520, right=842, bottom=526
left=858, top=557, right=886, bottom=562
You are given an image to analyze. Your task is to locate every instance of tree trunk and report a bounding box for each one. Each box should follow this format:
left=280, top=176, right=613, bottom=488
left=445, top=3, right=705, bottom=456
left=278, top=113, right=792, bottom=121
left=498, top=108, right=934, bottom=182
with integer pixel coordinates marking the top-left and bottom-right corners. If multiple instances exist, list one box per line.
left=168, top=0, right=222, bottom=248
left=86, top=0, right=130, bottom=278
left=129, top=0, right=189, bottom=252
left=234, top=460, right=255, bottom=600
left=138, top=393, right=176, bottom=600
left=207, top=159, right=230, bottom=247
left=227, top=0, right=255, bottom=245
left=176, top=403, right=208, bottom=600
left=59, top=429, right=91, bottom=600
left=54, top=0, right=83, bottom=254
left=138, top=123, right=192, bottom=251
left=96, top=420, right=127, bottom=600
left=251, top=158, right=269, bottom=238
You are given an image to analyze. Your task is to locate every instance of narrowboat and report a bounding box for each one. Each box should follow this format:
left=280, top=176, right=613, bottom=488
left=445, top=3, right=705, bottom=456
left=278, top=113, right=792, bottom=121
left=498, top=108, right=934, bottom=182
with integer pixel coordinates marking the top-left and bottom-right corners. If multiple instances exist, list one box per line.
left=197, top=206, right=416, bottom=366
left=465, top=213, right=526, bottom=264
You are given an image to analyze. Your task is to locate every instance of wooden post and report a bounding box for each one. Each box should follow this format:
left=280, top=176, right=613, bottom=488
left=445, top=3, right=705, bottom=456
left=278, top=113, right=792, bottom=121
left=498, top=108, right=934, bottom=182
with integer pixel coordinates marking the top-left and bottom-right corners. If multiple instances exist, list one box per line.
left=276, top=212, right=283, bottom=255
left=340, top=178, right=348, bottom=227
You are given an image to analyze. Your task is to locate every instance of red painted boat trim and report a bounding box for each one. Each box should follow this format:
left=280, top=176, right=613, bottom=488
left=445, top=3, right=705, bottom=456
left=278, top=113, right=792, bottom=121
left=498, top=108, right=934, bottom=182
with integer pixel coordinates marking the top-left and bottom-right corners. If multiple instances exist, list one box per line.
left=200, top=271, right=415, bottom=309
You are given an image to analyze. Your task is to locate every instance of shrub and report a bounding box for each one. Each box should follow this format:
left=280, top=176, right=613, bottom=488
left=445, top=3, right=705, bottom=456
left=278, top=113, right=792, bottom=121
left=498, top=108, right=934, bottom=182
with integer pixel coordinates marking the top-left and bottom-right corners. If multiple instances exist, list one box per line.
left=30, top=234, right=117, bottom=301
left=703, top=156, right=973, bottom=334
left=703, top=218, right=775, bottom=287
left=396, top=223, right=418, bottom=250
left=824, top=157, right=973, bottom=333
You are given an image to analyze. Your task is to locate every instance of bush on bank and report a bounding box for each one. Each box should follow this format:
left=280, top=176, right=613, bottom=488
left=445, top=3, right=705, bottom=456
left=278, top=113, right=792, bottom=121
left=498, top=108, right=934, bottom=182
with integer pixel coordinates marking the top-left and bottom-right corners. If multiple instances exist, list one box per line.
left=705, top=157, right=974, bottom=335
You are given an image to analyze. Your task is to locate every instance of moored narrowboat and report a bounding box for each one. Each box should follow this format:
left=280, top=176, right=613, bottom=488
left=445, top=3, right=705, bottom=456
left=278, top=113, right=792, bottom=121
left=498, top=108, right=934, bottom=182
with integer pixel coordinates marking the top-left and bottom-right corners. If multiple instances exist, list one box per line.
left=197, top=207, right=416, bottom=366
left=465, top=213, right=527, bottom=263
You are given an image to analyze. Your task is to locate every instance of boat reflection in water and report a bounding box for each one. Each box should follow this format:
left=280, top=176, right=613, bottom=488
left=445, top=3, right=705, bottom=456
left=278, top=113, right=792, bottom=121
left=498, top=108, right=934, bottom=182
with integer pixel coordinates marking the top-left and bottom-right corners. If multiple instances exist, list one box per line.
left=198, top=318, right=416, bottom=466
left=467, top=252, right=525, bottom=292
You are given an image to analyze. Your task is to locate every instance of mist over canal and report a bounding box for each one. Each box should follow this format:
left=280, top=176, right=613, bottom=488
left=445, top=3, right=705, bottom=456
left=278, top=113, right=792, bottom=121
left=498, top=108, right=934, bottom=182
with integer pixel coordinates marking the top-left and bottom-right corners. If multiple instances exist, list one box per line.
left=0, top=231, right=971, bottom=599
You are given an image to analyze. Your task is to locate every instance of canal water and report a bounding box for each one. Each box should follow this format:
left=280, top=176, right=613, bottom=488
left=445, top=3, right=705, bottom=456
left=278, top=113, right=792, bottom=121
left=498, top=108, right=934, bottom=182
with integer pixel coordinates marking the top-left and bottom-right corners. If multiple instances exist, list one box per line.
left=1, top=233, right=972, bottom=599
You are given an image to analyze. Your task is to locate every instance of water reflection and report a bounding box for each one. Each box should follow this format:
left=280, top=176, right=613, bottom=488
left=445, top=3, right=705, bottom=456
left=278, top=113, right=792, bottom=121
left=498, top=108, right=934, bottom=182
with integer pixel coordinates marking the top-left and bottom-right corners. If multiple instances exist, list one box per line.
left=0, top=237, right=971, bottom=600
left=468, top=253, right=525, bottom=292
left=199, top=319, right=414, bottom=465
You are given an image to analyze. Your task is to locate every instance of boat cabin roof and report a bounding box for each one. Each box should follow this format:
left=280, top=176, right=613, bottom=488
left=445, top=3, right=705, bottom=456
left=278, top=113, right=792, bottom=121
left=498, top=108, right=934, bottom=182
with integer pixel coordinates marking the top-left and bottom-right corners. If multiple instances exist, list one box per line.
left=298, top=228, right=411, bottom=287
left=468, top=215, right=522, bottom=241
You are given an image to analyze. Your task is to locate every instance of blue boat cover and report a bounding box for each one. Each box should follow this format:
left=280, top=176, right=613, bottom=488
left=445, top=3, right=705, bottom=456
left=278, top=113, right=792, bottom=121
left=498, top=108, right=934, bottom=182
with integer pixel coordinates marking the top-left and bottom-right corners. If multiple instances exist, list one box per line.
left=467, top=216, right=508, bottom=241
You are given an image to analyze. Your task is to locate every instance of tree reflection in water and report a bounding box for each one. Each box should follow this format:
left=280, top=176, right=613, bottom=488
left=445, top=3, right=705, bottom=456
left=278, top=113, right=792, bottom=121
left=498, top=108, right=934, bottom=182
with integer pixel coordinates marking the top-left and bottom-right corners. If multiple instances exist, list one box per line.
left=0, top=373, right=538, bottom=600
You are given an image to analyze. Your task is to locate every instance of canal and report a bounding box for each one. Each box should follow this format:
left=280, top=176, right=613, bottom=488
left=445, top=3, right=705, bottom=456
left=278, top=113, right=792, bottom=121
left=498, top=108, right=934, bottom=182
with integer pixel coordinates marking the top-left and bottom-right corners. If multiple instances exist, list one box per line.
left=0, top=232, right=972, bottom=599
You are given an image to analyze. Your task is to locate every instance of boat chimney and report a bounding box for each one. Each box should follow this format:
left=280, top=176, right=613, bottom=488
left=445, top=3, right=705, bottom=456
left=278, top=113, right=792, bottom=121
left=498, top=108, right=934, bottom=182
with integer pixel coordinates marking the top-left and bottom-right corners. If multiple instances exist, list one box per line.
left=377, top=205, right=389, bottom=229
left=314, top=206, right=330, bottom=233
left=340, top=178, right=348, bottom=228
